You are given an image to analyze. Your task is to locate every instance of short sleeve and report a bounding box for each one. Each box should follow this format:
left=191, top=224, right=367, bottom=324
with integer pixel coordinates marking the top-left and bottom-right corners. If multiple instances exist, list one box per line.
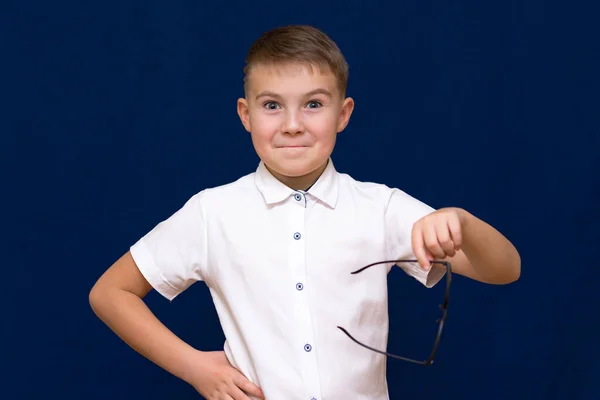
left=384, top=188, right=446, bottom=288
left=130, top=192, right=208, bottom=301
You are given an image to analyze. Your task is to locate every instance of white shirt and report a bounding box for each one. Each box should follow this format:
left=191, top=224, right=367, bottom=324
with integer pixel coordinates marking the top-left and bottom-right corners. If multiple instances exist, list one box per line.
left=130, top=159, right=445, bottom=400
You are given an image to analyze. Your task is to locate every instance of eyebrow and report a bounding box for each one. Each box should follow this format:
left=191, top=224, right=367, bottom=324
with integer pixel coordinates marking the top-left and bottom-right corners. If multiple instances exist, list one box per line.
left=255, top=88, right=333, bottom=100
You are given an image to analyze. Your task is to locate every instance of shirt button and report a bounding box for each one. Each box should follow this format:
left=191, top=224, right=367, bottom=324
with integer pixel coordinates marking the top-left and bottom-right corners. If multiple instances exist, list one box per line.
left=294, top=193, right=302, bottom=201
left=296, top=282, right=304, bottom=290
left=293, top=232, right=302, bottom=240
left=304, top=343, right=312, bottom=352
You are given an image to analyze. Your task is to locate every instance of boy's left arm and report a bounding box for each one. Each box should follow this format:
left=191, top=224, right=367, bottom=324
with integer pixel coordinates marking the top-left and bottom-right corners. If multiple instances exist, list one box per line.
left=412, top=207, right=521, bottom=284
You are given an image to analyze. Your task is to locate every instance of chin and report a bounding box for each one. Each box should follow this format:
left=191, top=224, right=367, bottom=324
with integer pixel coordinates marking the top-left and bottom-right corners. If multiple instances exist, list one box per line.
left=268, top=158, right=324, bottom=178
left=273, top=165, right=313, bottom=177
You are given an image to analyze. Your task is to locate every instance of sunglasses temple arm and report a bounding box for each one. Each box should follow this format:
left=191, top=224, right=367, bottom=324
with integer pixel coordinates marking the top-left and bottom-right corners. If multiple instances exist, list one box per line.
left=337, top=326, right=430, bottom=365
left=345, top=260, right=452, bottom=366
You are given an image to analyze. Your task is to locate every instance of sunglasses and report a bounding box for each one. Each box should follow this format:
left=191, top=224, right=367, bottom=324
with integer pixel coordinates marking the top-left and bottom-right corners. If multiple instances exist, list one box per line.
left=337, top=259, right=451, bottom=366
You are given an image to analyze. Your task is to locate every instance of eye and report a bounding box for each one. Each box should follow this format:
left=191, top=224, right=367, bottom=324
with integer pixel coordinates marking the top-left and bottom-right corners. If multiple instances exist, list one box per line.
left=306, top=100, right=322, bottom=109
left=263, top=101, right=280, bottom=110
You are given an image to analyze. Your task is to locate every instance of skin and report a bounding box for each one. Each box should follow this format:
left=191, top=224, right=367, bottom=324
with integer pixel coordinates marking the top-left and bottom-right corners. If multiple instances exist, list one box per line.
left=237, top=62, right=520, bottom=283
left=89, top=61, right=520, bottom=400
left=238, top=62, right=354, bottom=191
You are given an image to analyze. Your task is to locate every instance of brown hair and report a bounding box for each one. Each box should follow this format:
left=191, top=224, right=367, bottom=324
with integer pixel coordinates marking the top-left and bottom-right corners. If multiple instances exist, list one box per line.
left=243, top=25, right=349, bottom=96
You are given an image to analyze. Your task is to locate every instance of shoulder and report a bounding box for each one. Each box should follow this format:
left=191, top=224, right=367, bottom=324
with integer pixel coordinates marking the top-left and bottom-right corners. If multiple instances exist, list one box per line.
left=336, top=171, right=434, bottom=220
left=187, top=170, right=259, bottom=210
left=337, top=171, right=413, bottom=205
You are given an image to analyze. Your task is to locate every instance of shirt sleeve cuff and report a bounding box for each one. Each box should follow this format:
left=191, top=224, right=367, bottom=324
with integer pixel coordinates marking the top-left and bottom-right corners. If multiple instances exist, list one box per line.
left=130, top=240, right=181, bottom=301
left=400, top=262, right=447, bottom=288
left=424, top=264, right=447, bottom=288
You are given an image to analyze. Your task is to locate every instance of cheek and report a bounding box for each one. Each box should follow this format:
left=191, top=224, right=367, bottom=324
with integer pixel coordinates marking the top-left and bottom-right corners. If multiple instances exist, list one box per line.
left=249, top=113, right=277, bottom=141
left=305, top=114, right=339, bottom=138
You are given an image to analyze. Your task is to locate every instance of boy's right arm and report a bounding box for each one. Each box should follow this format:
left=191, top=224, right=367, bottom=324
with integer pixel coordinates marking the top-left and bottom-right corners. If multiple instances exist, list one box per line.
left=88, top=251, right=264, bottom=400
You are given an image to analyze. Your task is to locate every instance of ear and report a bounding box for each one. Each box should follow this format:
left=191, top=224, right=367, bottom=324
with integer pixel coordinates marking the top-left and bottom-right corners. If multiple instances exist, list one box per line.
left=336, top=97, right=355, bottom=133
left=237, top=98, right=251, bottom=132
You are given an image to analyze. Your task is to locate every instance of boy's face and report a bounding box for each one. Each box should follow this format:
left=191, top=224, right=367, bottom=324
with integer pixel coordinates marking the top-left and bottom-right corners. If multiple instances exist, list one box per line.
left=237, top=63, right=354, bottom=190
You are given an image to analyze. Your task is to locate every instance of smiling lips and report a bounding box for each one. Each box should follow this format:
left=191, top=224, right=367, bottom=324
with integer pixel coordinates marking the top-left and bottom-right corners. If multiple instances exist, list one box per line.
left=275, top=145, right=311, bottom=150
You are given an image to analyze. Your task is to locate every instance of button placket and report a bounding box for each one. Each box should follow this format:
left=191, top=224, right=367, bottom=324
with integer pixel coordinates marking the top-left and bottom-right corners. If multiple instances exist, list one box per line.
left=289, top=196, right=321, bottom=399
left=293, top=191, right=307, bottom=208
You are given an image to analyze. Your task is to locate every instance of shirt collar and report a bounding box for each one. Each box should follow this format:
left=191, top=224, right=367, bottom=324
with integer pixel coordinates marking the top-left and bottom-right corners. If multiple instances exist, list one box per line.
left=254, top=158, right=339, bottom=208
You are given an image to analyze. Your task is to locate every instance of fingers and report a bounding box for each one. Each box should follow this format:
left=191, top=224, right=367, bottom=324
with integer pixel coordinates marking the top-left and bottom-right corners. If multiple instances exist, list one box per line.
left=411, top=224, right=433, bottom=270
left=435, top=219, right=456, bottom=257
left=227, top=383, right=252, bottom=400
left=447, top=213, right=462, bottom=250
left=422, top=222, right=446, bottom=260
left=232, top=372, right=265, bottom=399
left=412, top=210, right=463, bottom=270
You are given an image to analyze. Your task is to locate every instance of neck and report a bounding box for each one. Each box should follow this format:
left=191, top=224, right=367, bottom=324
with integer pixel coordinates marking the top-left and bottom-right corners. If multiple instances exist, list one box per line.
left=266, top=161, right=328, bottom=191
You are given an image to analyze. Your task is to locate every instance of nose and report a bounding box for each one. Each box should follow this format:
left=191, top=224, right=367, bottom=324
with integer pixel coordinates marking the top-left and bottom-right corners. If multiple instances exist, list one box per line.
left=282, top=109, right=304, bottom=135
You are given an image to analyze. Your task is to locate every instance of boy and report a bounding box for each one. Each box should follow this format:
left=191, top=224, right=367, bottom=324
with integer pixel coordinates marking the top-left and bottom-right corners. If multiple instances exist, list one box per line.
left=89, top=25, right=520, bottom=400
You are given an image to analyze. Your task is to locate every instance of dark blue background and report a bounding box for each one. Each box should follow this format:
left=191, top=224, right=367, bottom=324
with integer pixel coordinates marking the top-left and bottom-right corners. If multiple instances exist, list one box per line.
left=2, top=1, right=598, bottom=399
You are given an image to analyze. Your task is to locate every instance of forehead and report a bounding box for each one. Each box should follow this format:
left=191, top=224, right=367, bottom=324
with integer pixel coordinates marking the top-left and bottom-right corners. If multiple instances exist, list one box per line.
left=246, top=63, right=339, bottom=97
